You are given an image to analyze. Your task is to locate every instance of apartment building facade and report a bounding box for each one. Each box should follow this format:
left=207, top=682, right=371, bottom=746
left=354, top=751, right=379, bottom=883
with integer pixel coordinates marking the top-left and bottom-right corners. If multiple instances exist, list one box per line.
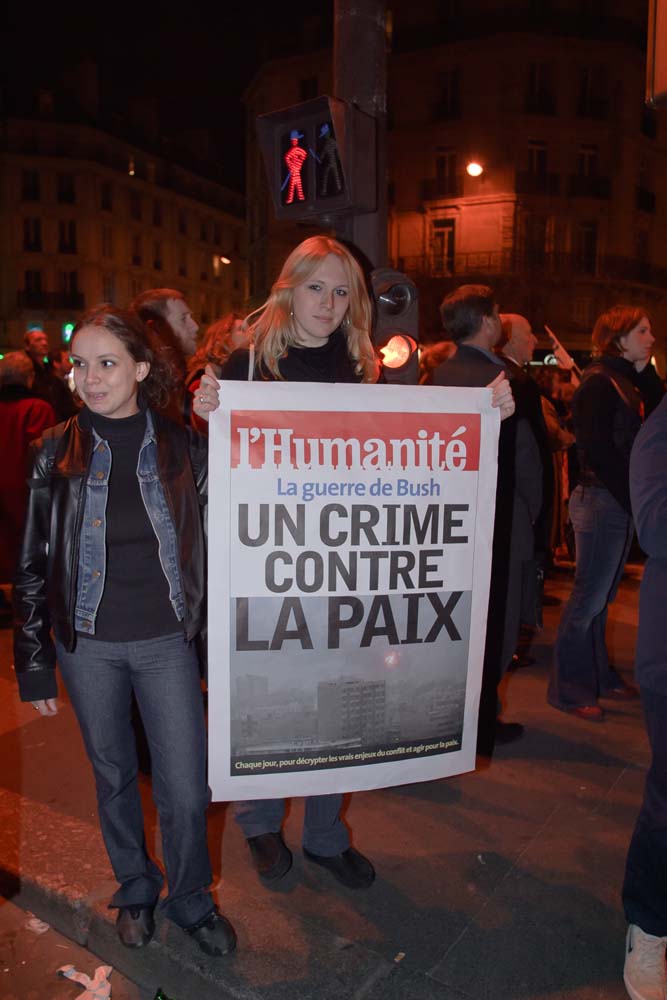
left=1, top=84, right=246, bottom=350
left=244, top=0, right=667, bottom=357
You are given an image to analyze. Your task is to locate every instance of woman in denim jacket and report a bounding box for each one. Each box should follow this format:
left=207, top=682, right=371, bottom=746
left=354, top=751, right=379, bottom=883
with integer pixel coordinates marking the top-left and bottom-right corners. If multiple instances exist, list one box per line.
left=12, top=306, right=235, bottom=957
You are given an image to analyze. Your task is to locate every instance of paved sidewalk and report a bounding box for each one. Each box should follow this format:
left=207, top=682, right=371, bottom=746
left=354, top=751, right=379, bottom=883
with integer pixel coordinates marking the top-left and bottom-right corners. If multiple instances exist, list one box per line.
left=0, top=566, right=647, bottom=999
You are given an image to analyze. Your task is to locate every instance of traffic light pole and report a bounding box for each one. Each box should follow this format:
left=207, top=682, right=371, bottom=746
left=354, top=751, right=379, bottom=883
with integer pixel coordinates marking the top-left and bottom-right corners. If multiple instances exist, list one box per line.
left=333, top=0, right=388, bottom=268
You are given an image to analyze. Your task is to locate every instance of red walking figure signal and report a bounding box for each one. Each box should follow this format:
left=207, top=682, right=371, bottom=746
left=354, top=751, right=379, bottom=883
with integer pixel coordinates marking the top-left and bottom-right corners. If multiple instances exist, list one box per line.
left=282, top=129, right=308, bottom=204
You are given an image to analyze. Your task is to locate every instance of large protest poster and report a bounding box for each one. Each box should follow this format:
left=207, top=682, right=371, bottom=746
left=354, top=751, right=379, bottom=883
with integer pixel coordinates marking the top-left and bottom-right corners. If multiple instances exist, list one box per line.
left=207, top=382, right=499, bottom=800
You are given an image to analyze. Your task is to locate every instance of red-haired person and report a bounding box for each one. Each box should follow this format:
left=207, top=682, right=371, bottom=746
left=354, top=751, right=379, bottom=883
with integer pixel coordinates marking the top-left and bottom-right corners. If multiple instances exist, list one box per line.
left=548, top=305, right=662, bottom=721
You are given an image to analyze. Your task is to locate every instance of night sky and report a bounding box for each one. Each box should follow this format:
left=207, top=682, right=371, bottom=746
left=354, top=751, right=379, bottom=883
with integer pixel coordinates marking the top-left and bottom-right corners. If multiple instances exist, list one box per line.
left=3, top=0, right=332, bottom=190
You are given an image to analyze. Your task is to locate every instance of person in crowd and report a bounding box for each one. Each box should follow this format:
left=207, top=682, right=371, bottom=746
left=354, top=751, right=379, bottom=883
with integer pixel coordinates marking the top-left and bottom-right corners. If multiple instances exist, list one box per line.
left=185, top=313, right=248, bottom=428
left=193, top=238, right=515, bottom=887
left=187, top=313, right=248, bottom=383
left=46, top=347, right=73, bottom=382
left=0, top=352, right=56, bottom=589
left=130, top=289, right=199, bottom=423
left=622, top=392, right=667, bottom=1000
left=427, top=286, right=540, bottom=756
left=12, top=306, right=236, bottom=958
left=499, top=314, right=553, bottom=611
left=547, top=305, right=658, bottom=721
left=24, top=329, right=78, bottom=421
left=418, top=340, right=456, bottom=384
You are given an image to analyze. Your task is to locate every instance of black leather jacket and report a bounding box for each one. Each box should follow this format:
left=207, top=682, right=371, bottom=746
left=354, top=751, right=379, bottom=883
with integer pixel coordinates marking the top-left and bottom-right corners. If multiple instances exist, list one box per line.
left=13, top=408, right=208, bottom=702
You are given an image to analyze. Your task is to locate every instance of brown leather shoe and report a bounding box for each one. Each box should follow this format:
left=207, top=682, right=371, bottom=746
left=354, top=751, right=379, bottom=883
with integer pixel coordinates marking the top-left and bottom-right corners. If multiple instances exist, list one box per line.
left=569, top=705, right=604, bottom=722
left=116, top=906, right=155, bottom=948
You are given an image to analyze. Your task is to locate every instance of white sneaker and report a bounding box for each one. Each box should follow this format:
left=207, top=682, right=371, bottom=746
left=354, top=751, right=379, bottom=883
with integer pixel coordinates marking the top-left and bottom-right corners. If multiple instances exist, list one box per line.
left=624, top=924, right=667, bottom=1000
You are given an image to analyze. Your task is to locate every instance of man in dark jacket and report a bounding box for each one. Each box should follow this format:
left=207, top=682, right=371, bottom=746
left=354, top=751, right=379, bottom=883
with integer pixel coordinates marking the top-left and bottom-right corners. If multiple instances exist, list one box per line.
left=430, top=286, right=542, bottom=755
left=622, top=393, right=667, bottom=999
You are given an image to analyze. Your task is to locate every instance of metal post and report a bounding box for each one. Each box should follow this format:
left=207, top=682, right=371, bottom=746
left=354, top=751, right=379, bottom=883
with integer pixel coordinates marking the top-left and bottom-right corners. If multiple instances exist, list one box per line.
left=333, top=0, right=388, bottom=268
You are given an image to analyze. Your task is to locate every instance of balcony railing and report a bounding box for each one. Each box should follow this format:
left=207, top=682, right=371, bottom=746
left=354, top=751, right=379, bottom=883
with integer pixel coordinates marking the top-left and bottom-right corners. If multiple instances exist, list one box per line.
left=515, top=171, right=560, bottom=196
left=568, top=175, right=611, bottom=199
left=395, top=251, right=667, bottom=289
left=420, top=176, right=463, bottom=201
left=524, top=93, right=556, bottom=116
left=576, top=98, right=609, bottom=121
left=17, top=290, right=85, bottom=309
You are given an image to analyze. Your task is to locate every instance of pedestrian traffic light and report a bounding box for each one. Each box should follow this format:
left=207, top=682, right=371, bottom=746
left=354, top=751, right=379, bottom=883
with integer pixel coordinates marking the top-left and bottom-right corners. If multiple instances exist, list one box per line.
left=256, top=96, right=376, bottom=220
left=370, top=268, right=420, bottom=385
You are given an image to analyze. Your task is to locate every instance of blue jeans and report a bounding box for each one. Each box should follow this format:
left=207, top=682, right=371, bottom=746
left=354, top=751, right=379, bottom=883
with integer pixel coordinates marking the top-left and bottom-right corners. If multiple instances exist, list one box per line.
left=235, top=795, right=350, bottom=856
left=548, top=485, right=633, bottom=709
left=56, top=632, right=214, bottom=928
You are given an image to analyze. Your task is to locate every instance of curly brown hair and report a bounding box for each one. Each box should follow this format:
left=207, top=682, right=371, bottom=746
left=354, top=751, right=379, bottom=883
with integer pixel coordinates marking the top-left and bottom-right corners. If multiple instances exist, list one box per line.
left=72, top=305, right=179, bottom=409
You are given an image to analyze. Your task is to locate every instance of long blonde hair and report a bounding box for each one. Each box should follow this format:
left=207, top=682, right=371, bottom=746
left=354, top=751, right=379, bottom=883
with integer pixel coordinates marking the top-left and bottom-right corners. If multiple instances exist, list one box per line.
left=246, top=236, right=380, bottom=382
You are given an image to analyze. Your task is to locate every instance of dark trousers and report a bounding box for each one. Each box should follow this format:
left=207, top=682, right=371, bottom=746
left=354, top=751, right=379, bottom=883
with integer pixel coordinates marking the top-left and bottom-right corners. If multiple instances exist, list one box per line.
left=56, top=632, right=214, bottom=928
left=235, top=794, right=349, bottom=856
left=623, top=688, right=667, bottom=936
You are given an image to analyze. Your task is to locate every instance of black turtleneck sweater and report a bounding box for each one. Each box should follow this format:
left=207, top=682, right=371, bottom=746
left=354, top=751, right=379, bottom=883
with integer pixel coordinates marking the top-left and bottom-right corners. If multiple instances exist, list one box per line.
left=220, top=327, right=364, bottom=384
left=88, top=409, right=180, bottom=641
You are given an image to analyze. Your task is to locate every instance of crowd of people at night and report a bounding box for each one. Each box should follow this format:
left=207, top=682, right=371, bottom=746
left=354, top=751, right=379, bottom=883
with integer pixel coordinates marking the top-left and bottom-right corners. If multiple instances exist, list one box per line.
left=1, top=234, right=666, bottom=1000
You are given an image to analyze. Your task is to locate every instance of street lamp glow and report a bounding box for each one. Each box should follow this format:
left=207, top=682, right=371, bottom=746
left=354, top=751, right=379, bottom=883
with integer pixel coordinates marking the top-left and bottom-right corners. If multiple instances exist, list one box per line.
left=466, top=161, right=484, bottom=177
left=219, top=256, right=231, bottom=265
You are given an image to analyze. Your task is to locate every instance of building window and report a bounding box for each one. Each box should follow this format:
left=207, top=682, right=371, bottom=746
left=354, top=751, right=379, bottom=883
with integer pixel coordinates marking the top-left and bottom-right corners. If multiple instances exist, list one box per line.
left=131, top=234, right=142, bottom=266
left=528, top=140, right=547, bottom=175
left=59, top=270, right=79, bottom=294
left=25, top=269, right=42, bottom=293
left=200, top=252, right=208, bottom=281
left=101, top=181, right=113, bottom=211
left=575, top=222, right=598, bottom=275
left=577, top=66, right=608, bottom=119
left=153, top=241, right=163, bottom=270
left=23, top=218, right=42, bottom=252
left=213, top=221, right=221, bottom=245
left=435, top=69, right=460, bottom=120
left=299, top=76, right=318, bottom=101
left=577, top=144, right=598, bottom=177
left=641, top=106, right=658, bottom=139
left=178, top=210, right=187, bottom=235
left=129, top=191, right=142, bottom=222
left=101, top=225, right=113, bottom=258
left=200, top=218, right=209, bottom=242
left=57, top=172, right=76, bottom=204
left=21, top=169, right=40, bottom=201
left=178, top=247, right=188, bottom=277
left=435, top=148, right=458, bottom=196
left=103, top=272, right=116, bottom=303
left=430, top=219, right=456, bottom=276
left=525, top=62, right=555, bottom=115
left=58, top=220, right=77, bottom=254
left=153, top=199, right=163, bottom=226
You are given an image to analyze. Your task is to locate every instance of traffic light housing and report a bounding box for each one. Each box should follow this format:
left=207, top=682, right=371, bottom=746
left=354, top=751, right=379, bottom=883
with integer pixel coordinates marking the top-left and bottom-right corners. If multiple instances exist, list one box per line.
left=256, top=96, right=376, bottom=220
left=370, top=268, right=420, bottom=385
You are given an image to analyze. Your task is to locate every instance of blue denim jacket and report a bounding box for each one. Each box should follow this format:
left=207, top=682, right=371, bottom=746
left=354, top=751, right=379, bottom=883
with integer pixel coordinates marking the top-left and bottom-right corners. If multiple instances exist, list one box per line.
left=74, top=411, right=184, bottom=634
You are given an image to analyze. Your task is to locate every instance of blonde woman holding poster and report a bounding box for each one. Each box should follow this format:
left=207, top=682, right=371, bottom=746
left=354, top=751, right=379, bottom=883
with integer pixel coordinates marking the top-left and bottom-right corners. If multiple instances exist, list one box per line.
left=194, top=235, right=515, bottom=893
